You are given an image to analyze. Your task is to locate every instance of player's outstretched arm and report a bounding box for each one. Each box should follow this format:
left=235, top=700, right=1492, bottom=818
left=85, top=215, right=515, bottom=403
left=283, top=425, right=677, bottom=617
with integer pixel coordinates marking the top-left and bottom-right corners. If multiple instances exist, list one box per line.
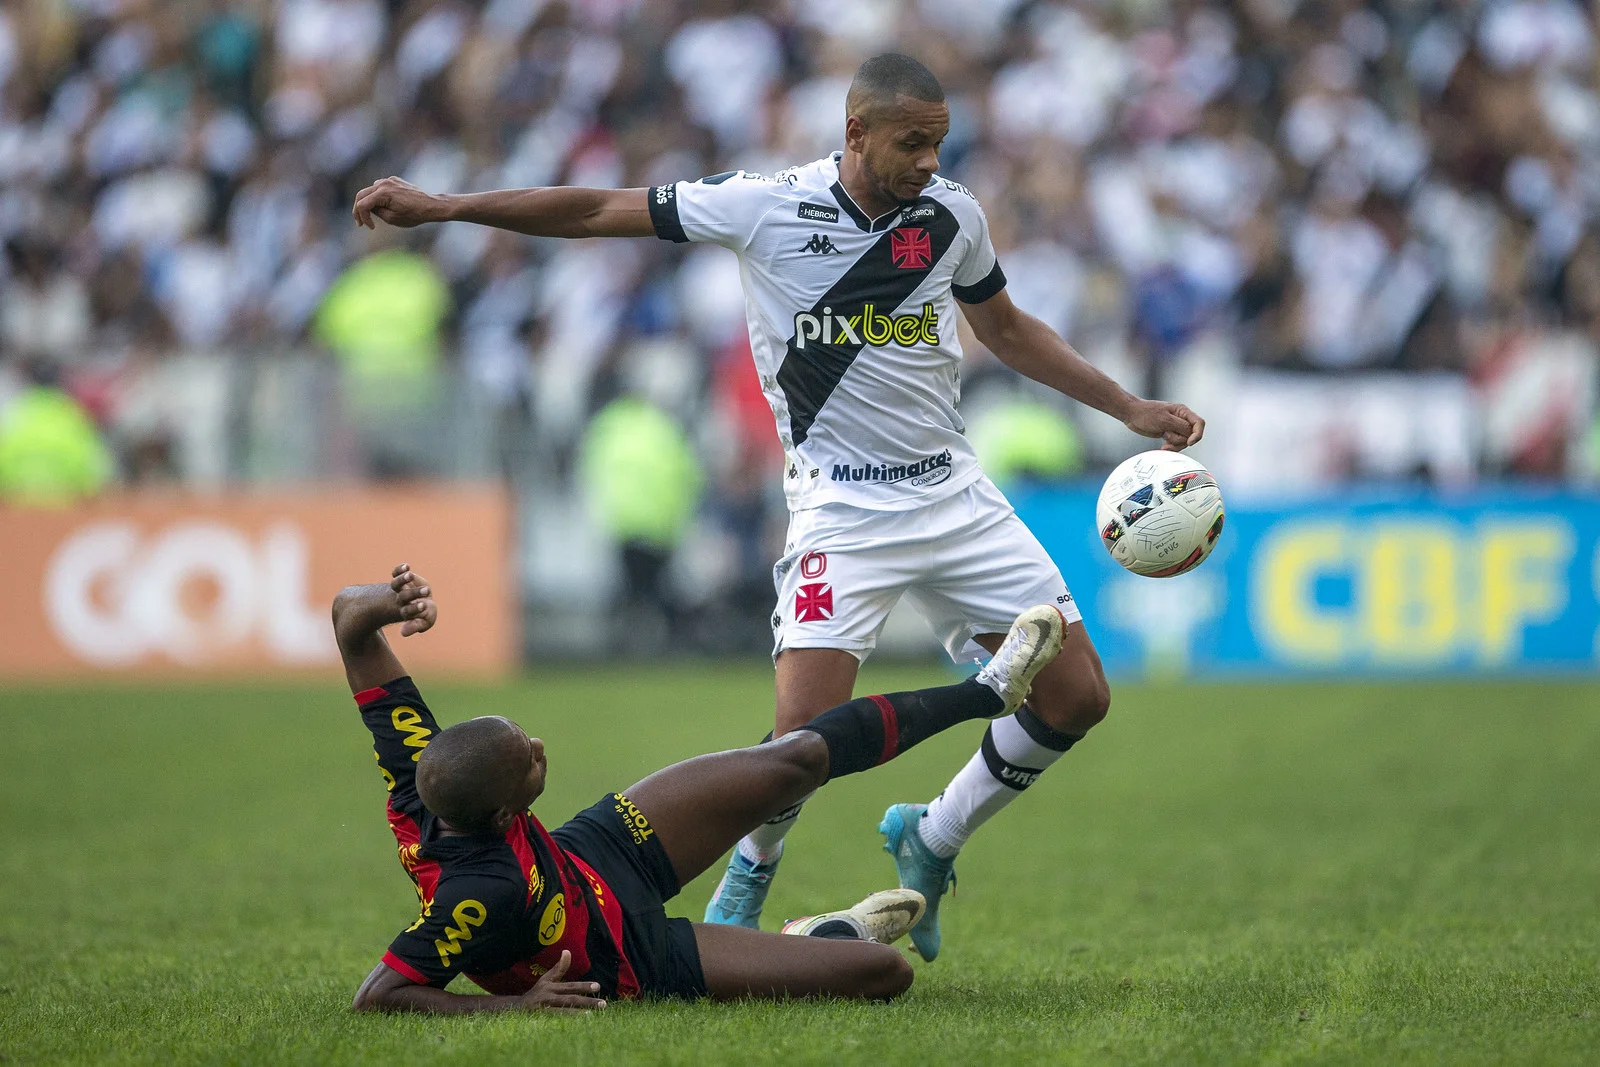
left=351, top=952, right=606, bottom=1015
left=961, top=289, right=1205, bottom=451
left=331, top=563, right=438, bottom=695
left=351, top=177, right=654, bottom=238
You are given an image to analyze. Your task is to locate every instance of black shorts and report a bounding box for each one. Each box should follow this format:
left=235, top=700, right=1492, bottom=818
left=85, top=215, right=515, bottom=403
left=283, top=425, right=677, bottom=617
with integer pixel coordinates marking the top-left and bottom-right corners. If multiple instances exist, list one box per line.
left=552, top=793, right=707, bottom=1000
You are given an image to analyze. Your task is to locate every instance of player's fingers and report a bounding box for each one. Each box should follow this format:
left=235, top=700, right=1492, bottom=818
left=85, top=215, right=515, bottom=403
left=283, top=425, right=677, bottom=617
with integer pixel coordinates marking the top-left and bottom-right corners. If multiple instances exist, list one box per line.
left=546, top=981, right=604, bottom=995
left=542, top=950, right=572, bottom=982
left=354, top=189, right=386, bottom=228
left=545, top=995, right=607, bottom=1010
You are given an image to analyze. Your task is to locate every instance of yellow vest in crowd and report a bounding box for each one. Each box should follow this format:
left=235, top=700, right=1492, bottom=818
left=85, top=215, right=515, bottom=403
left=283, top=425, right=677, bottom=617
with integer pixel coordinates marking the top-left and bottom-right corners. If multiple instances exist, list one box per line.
left=0, top=386, right=113, bottom=507
left=313, top=250, right=451, bottom=388
left=579, top=397, right=704, bottom=549
left=968, top=400, right=1084, bottom=488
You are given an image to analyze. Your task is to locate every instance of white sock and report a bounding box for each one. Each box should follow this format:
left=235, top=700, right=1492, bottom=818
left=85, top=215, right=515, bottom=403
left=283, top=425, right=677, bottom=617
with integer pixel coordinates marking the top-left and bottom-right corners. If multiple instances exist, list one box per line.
left=735, top=792, right=814, bottom=866
left=918, top=708, right=1082, bottom=858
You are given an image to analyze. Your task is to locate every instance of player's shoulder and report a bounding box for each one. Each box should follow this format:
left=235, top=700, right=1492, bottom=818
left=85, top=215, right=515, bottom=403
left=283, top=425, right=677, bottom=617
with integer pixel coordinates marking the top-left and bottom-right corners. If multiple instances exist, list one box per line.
left=922, top=174, right=987, bottom=222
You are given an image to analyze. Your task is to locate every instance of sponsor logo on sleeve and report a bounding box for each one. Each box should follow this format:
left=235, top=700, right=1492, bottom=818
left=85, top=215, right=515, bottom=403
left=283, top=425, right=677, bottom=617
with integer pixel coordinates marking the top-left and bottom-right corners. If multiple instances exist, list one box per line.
left=798, top=202, right=840, bottom=223
left=434, top=899, right=488, bottom=968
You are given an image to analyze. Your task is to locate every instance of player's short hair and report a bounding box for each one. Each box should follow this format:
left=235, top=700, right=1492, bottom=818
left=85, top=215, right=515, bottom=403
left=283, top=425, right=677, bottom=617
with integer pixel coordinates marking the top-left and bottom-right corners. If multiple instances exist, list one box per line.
left=416, top=717, right=526, bottom=834
left=847, top=53, right=945, bottom=124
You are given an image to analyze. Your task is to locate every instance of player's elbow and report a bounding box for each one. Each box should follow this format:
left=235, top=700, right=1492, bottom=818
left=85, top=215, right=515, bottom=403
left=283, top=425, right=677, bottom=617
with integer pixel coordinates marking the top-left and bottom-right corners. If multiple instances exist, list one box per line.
left=330, top=586, right=367, bottom=648
left=350, top=986, right=385, bottom=1013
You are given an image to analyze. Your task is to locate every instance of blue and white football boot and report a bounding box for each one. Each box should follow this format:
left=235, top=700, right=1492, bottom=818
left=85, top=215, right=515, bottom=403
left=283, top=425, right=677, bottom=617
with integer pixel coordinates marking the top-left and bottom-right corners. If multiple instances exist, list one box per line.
left=881, top=604, right=1066, bottom=960
left=703, top=850, right=781, bottom=928
left=878, top=802, right=954, bottom=960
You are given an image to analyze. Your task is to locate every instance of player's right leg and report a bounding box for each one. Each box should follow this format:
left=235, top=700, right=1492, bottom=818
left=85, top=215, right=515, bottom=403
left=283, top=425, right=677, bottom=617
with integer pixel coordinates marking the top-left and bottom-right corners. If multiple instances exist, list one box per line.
left=706, top=501, right=908, bottom=927
left=692, top=920, right=914, bottom=1001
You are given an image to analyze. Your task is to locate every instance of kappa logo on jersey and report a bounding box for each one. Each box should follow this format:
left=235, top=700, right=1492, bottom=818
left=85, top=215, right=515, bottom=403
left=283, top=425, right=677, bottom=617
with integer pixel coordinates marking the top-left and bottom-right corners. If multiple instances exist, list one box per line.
left=793, top=303, right=939, bottom=350
left=798, top=201, right=839, bottom=223
left=890, top=227, right=933, bottom=269
left=830, top=450, right=952, bottom=488
left=797, top=233, right=841, bottom=255
left=795, top=582, right=833, bottom=623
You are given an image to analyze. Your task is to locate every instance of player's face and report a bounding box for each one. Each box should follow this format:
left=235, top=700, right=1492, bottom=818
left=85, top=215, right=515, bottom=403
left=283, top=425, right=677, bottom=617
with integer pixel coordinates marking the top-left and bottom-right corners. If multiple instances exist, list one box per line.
left=856, top=97, right=949, bottom=204
left=496, top=718, right=547, bottom=810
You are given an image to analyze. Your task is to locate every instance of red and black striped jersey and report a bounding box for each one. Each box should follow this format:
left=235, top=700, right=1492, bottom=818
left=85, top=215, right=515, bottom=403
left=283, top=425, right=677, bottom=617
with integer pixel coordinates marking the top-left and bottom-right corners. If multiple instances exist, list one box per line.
left=357, top=678, right=640, bottom=998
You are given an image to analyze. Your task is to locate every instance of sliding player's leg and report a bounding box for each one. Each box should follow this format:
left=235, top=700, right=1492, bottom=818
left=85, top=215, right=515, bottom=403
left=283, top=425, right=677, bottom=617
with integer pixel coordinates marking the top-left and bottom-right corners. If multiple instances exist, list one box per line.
left=624, top=629, right=1065, bottom=894
left=691, top=921, right=914, bottom=1001
left=703, top=647, right=858, bottom=927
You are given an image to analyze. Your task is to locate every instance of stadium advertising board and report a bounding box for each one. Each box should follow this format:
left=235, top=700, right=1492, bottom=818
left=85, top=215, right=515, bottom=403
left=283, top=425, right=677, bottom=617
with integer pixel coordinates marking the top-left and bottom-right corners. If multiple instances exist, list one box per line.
left=1014, top=487, right=1600, bottom=676
left=0, top=487, right=513, bottom=680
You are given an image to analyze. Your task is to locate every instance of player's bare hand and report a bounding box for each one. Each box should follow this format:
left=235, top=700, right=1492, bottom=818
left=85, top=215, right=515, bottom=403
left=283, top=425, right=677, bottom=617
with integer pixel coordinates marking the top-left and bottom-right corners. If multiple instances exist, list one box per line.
left=352, top=176, right=449, bottom=229
left=520, top=950, right=607, bottom=1013
left=1123, top=400, right=1205, bottom=451
left=390, top=563, right=437, bottom=636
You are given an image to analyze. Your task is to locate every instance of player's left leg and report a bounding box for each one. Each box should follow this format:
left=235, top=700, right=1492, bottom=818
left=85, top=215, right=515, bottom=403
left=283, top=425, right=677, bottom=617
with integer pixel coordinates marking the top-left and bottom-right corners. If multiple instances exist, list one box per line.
left=624, top=672, right=1027, bottom=891
left=887, top=478, right=1106, bottom=960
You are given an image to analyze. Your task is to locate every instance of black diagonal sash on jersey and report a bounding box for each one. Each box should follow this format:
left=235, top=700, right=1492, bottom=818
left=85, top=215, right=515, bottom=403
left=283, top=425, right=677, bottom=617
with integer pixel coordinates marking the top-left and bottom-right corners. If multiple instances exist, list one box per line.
left=776, top=197, right=962, bottom=446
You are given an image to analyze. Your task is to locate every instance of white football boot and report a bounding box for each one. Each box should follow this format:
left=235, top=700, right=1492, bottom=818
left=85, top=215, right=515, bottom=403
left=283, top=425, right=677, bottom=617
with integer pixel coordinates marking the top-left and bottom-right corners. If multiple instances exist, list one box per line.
left=780, top=888, right=927, bottom=944
left=973, top=604, right=1068, bottom=716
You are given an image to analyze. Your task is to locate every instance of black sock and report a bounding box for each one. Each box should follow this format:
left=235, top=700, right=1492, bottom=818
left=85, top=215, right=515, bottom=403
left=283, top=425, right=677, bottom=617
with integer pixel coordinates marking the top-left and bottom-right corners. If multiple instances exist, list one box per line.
left=796, top=678, right=1002, bottom=781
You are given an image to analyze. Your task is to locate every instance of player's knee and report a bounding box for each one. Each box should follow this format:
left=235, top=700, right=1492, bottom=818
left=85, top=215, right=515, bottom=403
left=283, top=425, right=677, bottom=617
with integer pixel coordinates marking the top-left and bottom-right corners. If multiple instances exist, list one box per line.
left=771, top=731, right=830, bottom=790
left=1032, top=671, right=1111, bottom=733
left=855, top=943, right=914, bottom=1001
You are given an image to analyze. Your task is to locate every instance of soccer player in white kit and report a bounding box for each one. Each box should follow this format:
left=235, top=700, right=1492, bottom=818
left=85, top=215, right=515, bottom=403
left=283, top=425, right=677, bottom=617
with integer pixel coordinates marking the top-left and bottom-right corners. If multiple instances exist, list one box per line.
left=352, top=53, right=1205, bottom=961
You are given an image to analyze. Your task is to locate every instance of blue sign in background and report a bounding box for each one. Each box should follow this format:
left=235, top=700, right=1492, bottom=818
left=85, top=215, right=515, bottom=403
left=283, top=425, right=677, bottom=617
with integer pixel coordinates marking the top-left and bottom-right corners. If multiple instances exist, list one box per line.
left=1012, top=487, right=1600, bottom=676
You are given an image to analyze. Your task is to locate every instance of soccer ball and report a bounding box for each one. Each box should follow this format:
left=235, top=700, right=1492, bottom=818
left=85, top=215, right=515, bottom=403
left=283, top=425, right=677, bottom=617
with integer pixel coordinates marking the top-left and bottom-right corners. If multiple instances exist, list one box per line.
left=1096, top=451, right=1225, bottom=577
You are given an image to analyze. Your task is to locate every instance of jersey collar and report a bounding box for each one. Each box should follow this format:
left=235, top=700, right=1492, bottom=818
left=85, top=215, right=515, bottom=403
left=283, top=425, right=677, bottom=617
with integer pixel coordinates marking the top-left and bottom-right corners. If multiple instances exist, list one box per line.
left=829, top=179, right=902, bottom=234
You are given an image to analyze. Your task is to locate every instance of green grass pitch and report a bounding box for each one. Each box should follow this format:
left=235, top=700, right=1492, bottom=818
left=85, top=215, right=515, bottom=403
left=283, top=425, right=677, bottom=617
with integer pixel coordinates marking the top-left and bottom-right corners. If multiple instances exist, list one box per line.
left=2, top=665, right=1597, bottom=1065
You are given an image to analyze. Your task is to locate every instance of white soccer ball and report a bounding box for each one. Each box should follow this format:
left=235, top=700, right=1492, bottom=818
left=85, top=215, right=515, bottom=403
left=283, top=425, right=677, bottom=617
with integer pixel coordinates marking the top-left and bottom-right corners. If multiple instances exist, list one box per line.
left=1096, top=450, right=1225, bottom=577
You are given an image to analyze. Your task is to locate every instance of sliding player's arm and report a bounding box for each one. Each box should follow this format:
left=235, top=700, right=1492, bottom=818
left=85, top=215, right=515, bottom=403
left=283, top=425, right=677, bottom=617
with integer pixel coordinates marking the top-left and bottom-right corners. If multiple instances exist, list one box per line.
left=352, top=950, right=605, bottom=1015
left=331, top=564, right=438, bottom=695
left=960, top=289, right=1204, bottom=451
left=352, top=177, right=654, bottom=238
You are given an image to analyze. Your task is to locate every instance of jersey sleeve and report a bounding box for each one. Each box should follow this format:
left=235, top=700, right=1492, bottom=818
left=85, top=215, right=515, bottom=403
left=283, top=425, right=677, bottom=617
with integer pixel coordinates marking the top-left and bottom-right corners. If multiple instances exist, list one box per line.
left=647, top=171, right=783, bottom=252
left=356, top=676, right=439, bottom=819
left=951, top=198, right=1008, bottom=305
left=381, top=873, right=523, bottom=988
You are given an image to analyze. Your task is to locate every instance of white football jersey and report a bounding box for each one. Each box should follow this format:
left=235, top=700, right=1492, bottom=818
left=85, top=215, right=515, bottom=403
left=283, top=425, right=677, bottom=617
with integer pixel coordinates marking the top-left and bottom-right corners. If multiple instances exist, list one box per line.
left=649, top=153, right=1008, bottom=512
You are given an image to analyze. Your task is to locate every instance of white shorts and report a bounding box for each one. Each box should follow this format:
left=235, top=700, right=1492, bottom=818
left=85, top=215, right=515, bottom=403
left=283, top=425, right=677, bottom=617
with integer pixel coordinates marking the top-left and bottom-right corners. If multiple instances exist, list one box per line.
left=771, top=476, right=1082, bottom=665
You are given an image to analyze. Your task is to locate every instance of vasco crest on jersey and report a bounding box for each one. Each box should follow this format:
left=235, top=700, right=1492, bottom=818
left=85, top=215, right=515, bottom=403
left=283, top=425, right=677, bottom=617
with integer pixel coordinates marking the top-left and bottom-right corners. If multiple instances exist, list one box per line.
left=890, top=227, right=932, bottom=269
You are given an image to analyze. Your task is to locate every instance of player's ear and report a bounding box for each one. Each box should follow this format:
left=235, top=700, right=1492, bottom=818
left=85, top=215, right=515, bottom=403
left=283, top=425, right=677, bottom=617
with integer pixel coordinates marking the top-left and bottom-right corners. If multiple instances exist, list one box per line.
left=844, top=114, right=867, bottom=151
left=489, top=807, right=518, bottom=835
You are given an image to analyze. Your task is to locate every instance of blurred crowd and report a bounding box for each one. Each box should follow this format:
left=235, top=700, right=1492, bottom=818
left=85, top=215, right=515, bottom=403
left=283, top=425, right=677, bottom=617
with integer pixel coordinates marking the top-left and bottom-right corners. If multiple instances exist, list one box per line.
left=1, top=0, right=1598, bottom=513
